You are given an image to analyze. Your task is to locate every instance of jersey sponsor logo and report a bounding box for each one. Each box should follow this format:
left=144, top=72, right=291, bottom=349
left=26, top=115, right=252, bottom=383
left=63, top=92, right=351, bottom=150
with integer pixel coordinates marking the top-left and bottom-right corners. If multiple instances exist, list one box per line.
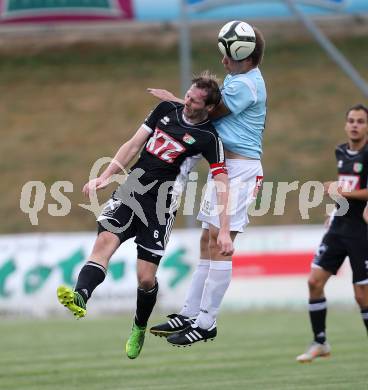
left=338, top=174, right=360, bottom=191
left=337, top=160, right=343, bottom=168
left=353, top=162, right=363, bottom=173
left=253, top=175, right=264, bottom=197
left=182, top=133, right=196, bottom=144
left=160, top=116, right=170, bottom=125
left=146, top=128, right=186, bottom=163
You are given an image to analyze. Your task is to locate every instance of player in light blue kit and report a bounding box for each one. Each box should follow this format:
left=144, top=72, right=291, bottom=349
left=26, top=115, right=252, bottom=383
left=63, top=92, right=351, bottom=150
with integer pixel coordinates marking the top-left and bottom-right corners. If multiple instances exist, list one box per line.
left=149, top=21, right=267, bottom=345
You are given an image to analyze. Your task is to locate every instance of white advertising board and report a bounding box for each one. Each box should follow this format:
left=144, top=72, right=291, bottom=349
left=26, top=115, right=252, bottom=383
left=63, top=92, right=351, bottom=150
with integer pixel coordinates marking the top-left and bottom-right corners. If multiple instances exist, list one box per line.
left=0, top=226, right=354, bottom=317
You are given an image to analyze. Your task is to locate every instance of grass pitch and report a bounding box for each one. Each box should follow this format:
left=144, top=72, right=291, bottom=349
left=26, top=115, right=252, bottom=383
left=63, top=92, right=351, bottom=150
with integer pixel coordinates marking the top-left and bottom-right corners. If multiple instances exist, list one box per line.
left=0, top=309, right=366, bottom=390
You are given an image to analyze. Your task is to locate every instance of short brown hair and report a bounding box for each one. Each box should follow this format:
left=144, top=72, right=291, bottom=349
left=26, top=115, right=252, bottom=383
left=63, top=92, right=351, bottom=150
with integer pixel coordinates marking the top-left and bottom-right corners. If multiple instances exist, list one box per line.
left=192, top=70, right=221, bottom=106
left=346, top=103, right=368, bottom=120
left=247, top=26, right=265, bottom=66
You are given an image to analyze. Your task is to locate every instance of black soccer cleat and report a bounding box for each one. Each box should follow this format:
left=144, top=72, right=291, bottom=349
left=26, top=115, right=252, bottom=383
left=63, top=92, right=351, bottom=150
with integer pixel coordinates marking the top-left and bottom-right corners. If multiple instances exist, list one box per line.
left=149, top=314, right=195, bottom=337
left=167, top=322, right=217, bottom=346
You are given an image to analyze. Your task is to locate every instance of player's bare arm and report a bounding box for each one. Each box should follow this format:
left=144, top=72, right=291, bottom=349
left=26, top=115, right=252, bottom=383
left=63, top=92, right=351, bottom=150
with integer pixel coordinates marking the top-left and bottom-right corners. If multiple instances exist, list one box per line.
left=147, top=88, right=184, bottom=104
left=208, top=100, right=231, bottom=120
left=148, top=88, right=231, bottom=121
left=339, top=188, right=368, bottom=201
left=213, top=172, right=234, bottom=256
left=82, top=126, right=150, bottom=197
left=324, top=181, right=368, bottom=201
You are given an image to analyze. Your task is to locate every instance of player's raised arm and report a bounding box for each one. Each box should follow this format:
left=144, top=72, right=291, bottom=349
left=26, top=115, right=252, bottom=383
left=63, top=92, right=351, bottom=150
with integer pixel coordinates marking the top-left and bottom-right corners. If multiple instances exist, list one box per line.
left=147, top=88, right=184, bottom=104
left=338, top=188, right=368, bottom=201
left=212, top=171, right=234, bottom=256
left=201, top=128, right=233, bottom=256
left=147, top=87, right=231, bottom=120
left=82, top=126, right=150, bottom=197
left=208, top=100, right=231, bottom=120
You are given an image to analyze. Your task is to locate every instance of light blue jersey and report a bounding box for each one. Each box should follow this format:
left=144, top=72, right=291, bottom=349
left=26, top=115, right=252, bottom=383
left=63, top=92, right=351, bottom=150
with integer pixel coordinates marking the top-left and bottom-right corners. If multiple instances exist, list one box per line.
left=213, top=68, right=267, bottom=159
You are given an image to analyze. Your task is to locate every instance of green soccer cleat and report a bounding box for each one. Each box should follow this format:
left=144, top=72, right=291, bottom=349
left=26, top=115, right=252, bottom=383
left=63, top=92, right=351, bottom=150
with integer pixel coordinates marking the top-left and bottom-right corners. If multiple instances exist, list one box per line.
left=57, top=285, right=86, bottom=319
left=125, top=324, right=146, bottom=359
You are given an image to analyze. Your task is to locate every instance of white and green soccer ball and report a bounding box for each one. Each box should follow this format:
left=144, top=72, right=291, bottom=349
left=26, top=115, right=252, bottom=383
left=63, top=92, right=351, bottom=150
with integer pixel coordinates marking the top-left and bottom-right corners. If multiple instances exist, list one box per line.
left=218, top=20, right=256, bottom=61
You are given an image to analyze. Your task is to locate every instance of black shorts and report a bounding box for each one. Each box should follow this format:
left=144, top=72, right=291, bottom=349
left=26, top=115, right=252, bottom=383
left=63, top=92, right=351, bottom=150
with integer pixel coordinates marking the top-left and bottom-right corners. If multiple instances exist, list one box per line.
left=97, top=183, right=178, bottom=264
left=313, top=231, right=368, bottom=284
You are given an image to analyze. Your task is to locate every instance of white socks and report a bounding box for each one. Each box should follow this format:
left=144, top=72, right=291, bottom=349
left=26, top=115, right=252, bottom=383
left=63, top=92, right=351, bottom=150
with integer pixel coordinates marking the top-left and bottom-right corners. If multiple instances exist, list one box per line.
left=180, top=259, right=210, bottom=317
left=195, top=260, right=232, bottom=330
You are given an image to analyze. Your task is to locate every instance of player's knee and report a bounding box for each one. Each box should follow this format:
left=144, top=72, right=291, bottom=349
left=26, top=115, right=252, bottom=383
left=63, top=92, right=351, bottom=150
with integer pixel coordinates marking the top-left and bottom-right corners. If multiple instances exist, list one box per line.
left=354, top=288, right=368, bottom=308
left=137, top=274, right=156, bottom=291
left=308, top=276, right=324, bottom=294
left=355, top=294, right=364, bottom=308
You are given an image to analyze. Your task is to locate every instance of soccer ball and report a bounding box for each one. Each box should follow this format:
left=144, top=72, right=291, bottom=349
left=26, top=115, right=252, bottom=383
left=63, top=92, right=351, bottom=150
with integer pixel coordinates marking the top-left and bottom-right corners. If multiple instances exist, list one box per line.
left=218, top=21, right=256, bottom=61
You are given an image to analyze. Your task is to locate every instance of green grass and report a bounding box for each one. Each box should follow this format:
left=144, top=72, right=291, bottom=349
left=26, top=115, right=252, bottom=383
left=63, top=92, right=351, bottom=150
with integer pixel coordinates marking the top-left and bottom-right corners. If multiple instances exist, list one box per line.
left=0, top=310, right=366, bottom=389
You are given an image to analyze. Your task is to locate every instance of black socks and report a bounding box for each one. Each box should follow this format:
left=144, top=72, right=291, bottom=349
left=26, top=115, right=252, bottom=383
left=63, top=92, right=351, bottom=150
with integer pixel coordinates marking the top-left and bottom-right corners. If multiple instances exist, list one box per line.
left=309, top=298, right=327, bottom=344
left=361, top=307, right=368, bottom=335
left=75, top=261, right=106, bottom=303
left=134, top=281, right=159, bottom=328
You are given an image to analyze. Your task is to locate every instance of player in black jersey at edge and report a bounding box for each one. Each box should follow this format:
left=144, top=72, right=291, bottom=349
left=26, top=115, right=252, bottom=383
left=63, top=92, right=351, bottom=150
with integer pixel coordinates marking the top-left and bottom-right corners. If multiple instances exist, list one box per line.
left=297, top=104, right=368, bottom=363
left=56, top=72, right=234, bottom=359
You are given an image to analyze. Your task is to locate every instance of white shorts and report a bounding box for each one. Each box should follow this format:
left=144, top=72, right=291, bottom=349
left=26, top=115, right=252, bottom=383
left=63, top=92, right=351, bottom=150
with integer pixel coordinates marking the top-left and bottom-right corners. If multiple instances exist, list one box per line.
left=197, top=159, right=263, bottom=232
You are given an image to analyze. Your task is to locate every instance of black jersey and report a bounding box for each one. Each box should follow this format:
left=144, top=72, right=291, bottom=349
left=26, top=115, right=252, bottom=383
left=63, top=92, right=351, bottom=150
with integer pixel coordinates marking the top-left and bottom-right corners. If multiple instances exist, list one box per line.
left=131, top=101, right=226, bottom=183
left=329, top=142, right=368, bottom=237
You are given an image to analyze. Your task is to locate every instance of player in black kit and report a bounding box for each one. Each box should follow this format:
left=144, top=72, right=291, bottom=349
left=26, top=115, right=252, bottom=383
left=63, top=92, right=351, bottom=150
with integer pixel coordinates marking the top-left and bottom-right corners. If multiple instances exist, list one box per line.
left=297, top=104, right=368, bottom=363
left=56, top=73, right=234, bottom=359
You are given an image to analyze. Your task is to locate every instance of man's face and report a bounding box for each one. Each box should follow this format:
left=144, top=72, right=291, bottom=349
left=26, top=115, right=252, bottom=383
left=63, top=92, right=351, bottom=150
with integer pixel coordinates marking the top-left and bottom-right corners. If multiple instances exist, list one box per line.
left=183, top=85, right=209, bottom=121
left=222, top=54, right=239, bottom=74
left=345, top=109, right=368, bottom=143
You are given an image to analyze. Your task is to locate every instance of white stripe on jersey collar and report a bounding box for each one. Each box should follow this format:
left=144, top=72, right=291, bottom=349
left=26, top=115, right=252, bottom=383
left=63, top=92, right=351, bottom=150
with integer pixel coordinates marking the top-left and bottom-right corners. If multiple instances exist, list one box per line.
left=346, top=149, right=359, bottom=155
left=182, top=112, right=196, bottom=125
